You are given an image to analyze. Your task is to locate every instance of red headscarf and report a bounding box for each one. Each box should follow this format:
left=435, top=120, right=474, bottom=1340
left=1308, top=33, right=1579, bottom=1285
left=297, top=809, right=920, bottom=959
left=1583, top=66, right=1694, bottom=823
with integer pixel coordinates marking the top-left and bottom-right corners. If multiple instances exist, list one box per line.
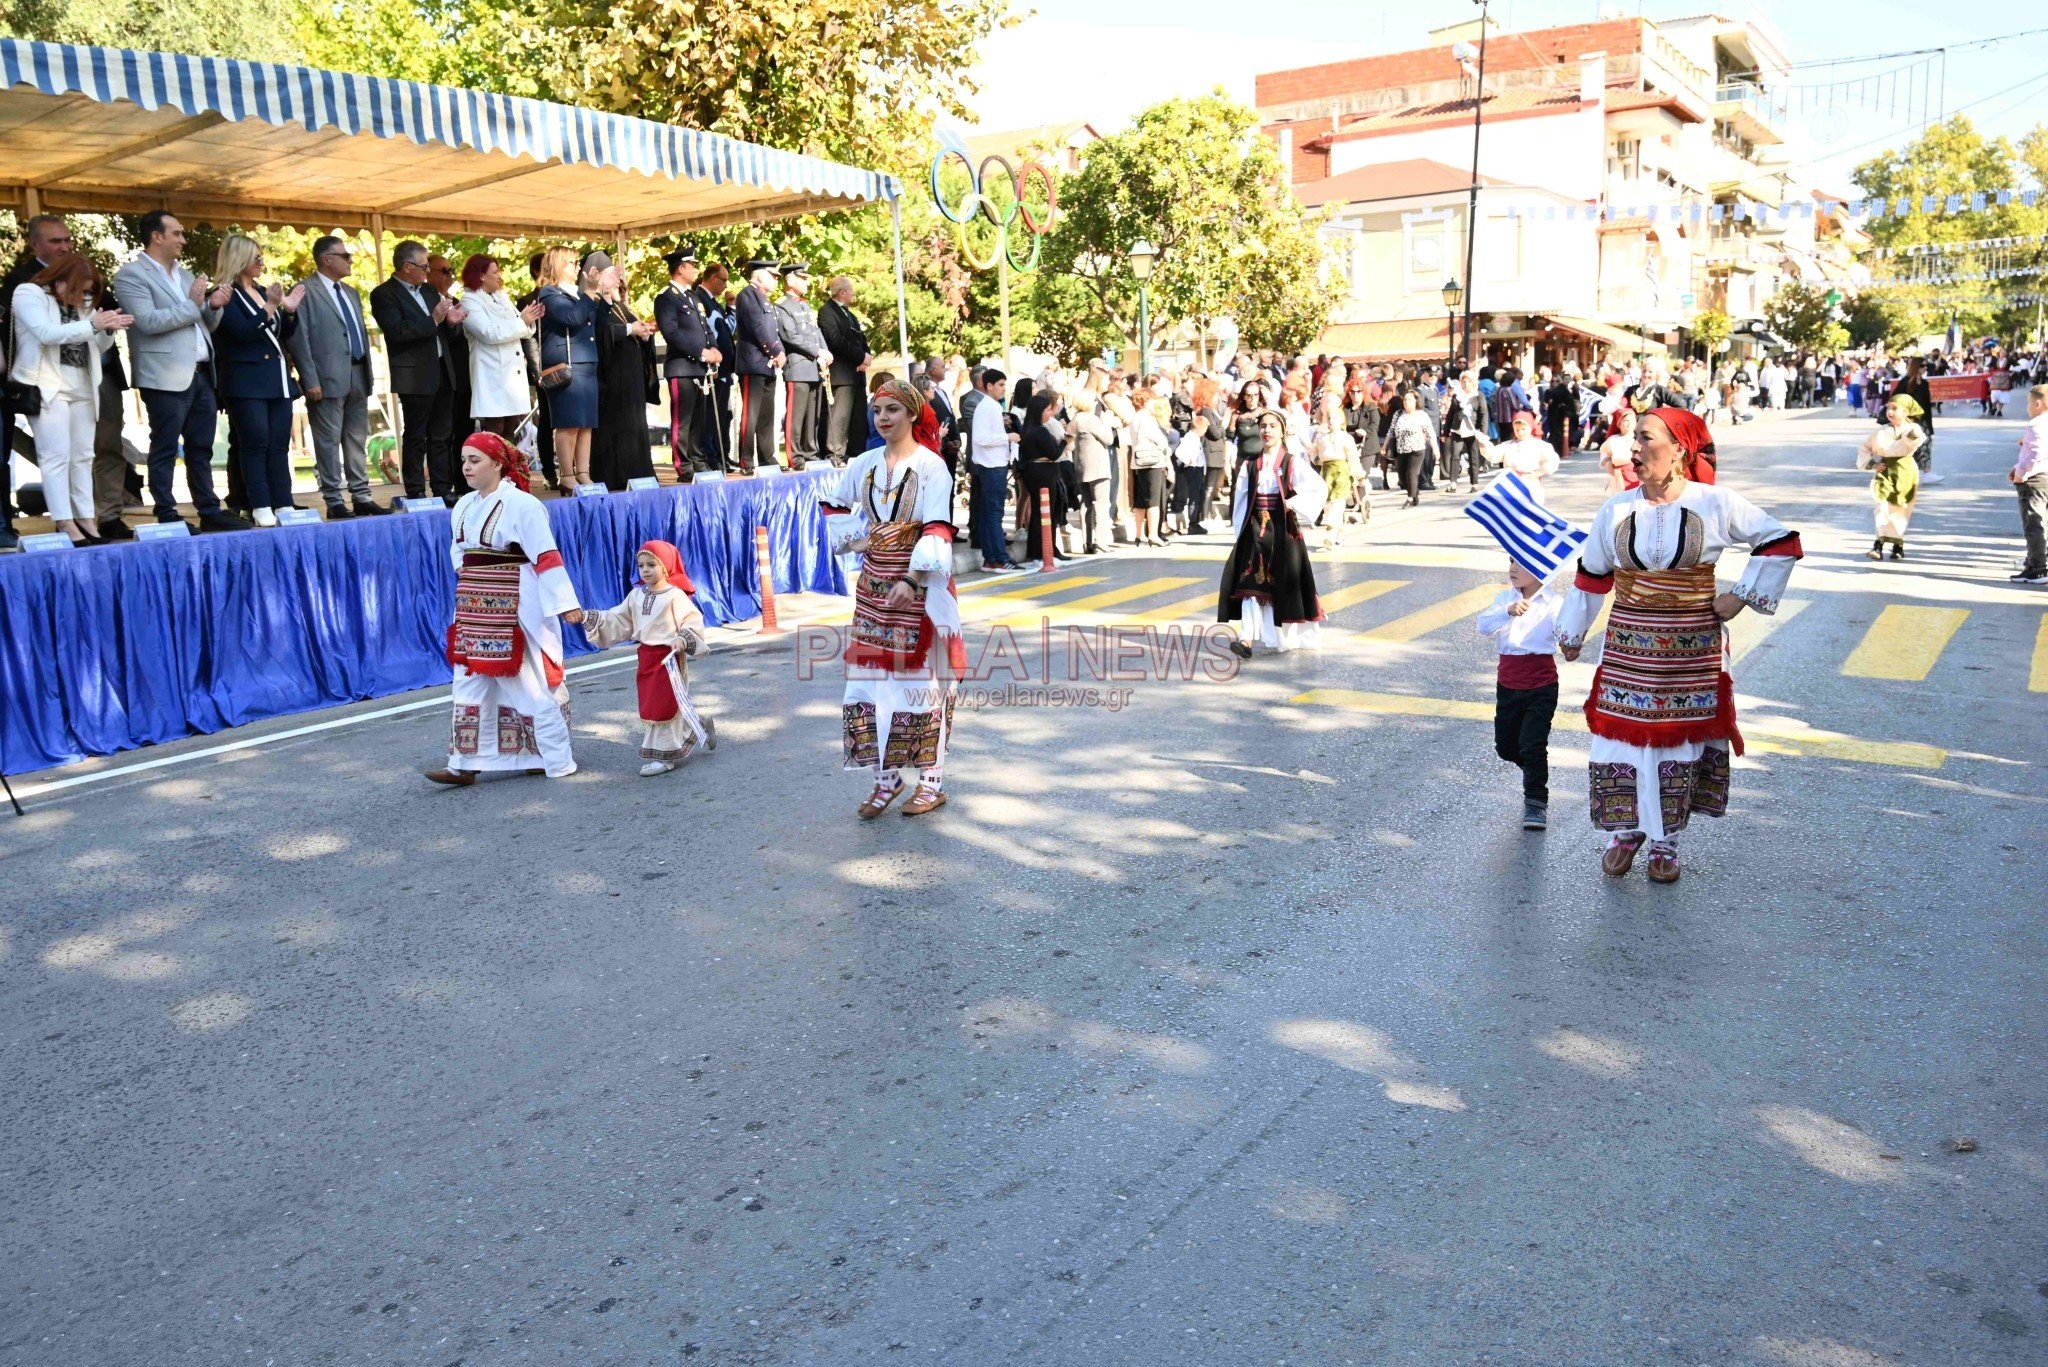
left=462, top=431, right=531, bottom=492
left=1644, top=406, right=1717, bottom=484
left=638, top=539, right=694, bottom=594
left=913, top=402, right=942, bottom=455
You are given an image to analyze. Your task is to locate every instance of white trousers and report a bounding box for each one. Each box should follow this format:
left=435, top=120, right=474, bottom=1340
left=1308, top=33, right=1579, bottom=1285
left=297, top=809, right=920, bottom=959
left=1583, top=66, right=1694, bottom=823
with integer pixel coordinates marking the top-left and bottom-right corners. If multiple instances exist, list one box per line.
left=31, top=392, right=95, bottom=522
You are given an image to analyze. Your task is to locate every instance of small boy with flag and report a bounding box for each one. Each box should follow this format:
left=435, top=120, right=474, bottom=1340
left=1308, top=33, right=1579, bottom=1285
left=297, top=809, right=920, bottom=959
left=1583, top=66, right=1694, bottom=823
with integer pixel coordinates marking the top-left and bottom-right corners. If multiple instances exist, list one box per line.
left=1464, top=472, right=1589, bottom=831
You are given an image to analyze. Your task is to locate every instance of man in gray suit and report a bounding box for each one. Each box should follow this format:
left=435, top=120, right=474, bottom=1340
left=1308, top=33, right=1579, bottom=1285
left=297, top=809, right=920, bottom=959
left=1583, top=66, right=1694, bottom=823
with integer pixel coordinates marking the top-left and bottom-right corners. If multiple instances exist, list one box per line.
left=286, top=234, right=387, bottom=518
left=112, top=210, right=248, bottom=532
left=770, top=262, right=829, bottom=470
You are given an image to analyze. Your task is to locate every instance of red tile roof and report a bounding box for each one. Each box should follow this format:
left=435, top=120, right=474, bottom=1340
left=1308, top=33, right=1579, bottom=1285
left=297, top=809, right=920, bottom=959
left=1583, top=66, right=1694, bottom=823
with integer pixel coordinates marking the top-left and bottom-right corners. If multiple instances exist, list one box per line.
left=1289, top=87, right=1592, bottom=147
left=1604, top=88, right=1704, bottom=122
left=1293, top=159, right=1510, bottom=208
left=1256, top=18, right=1648, bottom=110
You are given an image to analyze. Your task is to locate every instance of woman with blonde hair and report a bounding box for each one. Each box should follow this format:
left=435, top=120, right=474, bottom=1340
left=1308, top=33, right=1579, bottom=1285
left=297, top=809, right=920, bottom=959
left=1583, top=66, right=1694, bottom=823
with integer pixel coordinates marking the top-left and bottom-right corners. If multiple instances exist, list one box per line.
left=535, top=245, right=600, bottom=489
left=213, top=232, right=306, bottom=526
left=9, top=255, right=131, bottom=543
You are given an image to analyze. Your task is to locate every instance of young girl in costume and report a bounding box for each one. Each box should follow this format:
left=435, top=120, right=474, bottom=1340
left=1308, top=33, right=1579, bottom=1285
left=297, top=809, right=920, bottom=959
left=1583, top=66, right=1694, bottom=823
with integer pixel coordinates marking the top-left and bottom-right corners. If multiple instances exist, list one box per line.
left=1857, top=395, right=1924, bottom=562
left=582, top=540, right=715, bottom=774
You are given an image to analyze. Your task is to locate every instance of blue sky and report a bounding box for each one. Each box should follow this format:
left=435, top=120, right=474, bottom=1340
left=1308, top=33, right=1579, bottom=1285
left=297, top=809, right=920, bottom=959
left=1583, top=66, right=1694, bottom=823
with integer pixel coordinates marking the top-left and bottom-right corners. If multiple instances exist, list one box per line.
left=965, top=1, right=2048, bottom=187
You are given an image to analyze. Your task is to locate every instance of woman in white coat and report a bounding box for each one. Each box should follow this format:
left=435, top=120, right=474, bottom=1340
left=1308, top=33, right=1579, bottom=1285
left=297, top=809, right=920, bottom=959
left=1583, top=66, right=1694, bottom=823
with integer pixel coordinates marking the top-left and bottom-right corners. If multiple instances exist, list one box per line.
left=459, top=254, right=545, bottom=439
left=10, top=256, right=132, bottom=544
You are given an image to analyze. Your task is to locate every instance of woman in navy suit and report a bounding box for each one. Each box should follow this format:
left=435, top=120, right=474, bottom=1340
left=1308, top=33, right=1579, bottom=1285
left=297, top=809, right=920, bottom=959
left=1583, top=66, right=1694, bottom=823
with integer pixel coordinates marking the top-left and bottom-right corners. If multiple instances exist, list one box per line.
left=535, top=245, right=601, bottom=491
left=213, top=233, right=305, bottom=527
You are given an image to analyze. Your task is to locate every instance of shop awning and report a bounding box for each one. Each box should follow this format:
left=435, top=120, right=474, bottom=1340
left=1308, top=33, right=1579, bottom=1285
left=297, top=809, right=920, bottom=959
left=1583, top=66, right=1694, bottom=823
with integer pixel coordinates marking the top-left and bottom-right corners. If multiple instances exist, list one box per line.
left=1313, top=317, right=1452, bottom=360
left=1542, top=314, right=1668, bottom=356
left=0, top=39, right=899, bottom=237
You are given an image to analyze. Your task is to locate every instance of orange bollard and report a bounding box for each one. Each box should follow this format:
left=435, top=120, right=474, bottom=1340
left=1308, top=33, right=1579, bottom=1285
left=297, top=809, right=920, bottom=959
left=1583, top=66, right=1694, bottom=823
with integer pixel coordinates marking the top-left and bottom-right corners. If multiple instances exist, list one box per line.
left=754, top=525, right=780, bottom=633
left=1037, top=487, right=1056, bottom=573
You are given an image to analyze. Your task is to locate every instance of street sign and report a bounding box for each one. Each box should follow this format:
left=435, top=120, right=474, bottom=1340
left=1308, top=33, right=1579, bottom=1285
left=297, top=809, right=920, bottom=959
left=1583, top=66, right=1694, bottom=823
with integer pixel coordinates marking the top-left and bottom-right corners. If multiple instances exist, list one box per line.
left=1680, top=292, right=1696, bottom=310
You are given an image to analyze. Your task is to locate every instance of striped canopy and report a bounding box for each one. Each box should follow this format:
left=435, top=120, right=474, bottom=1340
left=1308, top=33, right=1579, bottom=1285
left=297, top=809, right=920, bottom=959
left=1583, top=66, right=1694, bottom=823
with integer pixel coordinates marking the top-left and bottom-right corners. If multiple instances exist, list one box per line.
left=0, top=39, right=900, bottom=238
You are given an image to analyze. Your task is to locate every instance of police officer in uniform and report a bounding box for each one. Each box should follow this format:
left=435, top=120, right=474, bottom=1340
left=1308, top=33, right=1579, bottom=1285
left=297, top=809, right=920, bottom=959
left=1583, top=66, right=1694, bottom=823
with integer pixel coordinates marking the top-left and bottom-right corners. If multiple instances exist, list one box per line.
left=654, top=245, right=720, bottom=479
left=771, top=262, right=830, bottom=471
left=732, top=258, right=784, bottom=474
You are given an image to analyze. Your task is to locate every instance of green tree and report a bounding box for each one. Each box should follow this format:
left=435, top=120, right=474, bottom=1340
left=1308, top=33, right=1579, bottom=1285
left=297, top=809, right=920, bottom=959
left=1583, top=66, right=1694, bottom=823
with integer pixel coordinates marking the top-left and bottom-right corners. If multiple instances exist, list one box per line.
left=2, top=0, right=295, bottom=59
left=1025, top=92, right=1330, bottom=365
left=1689, top=308, right=1731, bottom=358
left=1763, top=282, right=1839, bottom=351
left=1841, top=289, right=1925, bottom=350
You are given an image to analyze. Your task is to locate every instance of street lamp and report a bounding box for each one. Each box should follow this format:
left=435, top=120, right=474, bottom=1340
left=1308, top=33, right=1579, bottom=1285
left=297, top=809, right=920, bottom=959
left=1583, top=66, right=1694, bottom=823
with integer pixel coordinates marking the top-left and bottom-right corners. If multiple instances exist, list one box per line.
left=1457, top=0, right=1491, bottom=368
left=1129, top=239, right=1158, bottom=377
left=1442, top=278, right=1465, bottom=372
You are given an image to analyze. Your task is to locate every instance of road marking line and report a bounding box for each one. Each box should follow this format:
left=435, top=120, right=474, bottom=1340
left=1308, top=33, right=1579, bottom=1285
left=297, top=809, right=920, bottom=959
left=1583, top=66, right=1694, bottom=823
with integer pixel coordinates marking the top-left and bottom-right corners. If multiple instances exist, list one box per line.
left=1728, top=598, right=1811, bottom=665
left=1315, top=578, right=1408, bottom=616
left=1840, top=604, right=1969, bottom=680
left=1359, top=584, right=1503, bottom=642
left=1289, top=688, right=1945, bottom=769
left=954, top=567, right=1092, bottom=595
left=958, top=576, right=1109, bottom=612
left=985, top=577, right=1203, bottom=625
left=2032, top=614, right=2048, bottom=693
left=1129, top=591, right=1222, bottom=624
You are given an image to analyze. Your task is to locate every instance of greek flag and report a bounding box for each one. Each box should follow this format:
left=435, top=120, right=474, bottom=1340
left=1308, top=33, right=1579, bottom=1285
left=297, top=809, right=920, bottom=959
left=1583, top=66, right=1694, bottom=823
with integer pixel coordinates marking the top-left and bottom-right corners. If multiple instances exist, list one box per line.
left=1463, top=473, right=1589, bottom=580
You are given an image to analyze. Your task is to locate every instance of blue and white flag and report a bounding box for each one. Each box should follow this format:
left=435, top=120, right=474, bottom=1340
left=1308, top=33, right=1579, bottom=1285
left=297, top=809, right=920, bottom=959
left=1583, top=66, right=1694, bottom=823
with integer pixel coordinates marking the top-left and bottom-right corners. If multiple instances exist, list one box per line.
left=1463, top=473, right=1589, bottom=581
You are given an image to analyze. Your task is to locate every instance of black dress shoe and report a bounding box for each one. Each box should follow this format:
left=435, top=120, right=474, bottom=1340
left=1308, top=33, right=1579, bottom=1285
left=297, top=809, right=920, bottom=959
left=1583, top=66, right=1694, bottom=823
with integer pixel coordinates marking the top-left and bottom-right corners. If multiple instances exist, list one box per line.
left=0, top=527, right=19, bottom=553
left=198, top=509, right=253, bottom=532
left=96, top=518, right=136, bottom=541
left=353, top=500, right=392, bottom=516
left=325, top=502, right=355, bottom=520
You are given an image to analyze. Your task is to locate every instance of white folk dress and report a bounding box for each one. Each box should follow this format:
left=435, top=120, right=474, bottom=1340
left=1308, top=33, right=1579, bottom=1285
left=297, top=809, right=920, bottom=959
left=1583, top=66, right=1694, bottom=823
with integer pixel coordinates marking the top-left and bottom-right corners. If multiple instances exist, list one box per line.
left=583, top=584, right=710, bottom=763
left=1558, top=483, right=1801, bottom=844
left=1224, top=448, right=1327, bottom=651
left=826, top=446, right=964, bottom=782
left=443, top=484, right=581, bottom=776
left=1496, top=436, right=1561, bottom=502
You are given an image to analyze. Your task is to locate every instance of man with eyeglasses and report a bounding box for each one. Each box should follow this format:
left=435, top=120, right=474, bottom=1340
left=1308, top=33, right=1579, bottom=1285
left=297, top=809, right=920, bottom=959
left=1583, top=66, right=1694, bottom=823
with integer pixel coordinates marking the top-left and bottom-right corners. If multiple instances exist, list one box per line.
left=1, top=215, right=77, bottom=549
left=285, top=235, right=388, bottom=517
left=369, top=240, right=465, bottom=503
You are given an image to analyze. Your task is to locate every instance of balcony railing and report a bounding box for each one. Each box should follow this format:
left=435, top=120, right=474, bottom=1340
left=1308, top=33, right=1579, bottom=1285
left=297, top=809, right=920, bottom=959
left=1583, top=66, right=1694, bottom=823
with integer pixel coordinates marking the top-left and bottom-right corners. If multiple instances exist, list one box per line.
left=1714, top=82, right=1786, bottom=132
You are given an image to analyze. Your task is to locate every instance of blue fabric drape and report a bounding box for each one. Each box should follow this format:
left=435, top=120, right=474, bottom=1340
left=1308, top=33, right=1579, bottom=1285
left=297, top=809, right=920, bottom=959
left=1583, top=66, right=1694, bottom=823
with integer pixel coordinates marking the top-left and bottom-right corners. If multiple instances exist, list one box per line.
left=0, top=472, right=847, bottom=774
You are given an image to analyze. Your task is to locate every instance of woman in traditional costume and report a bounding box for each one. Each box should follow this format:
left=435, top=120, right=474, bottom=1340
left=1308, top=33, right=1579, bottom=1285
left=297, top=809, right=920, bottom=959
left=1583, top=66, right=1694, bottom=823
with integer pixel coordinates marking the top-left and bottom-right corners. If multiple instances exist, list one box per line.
left=582, top=540, right=714, bottom=774
left=822, top=378, right=965, bottom=818
left=1558, top=407, right=1802, bottom=884
left=1857, top=395, right=1924, bottom=561
left=1218, top=406, right=1326, bottom=659
left=426, top=432, right=584, bottom=785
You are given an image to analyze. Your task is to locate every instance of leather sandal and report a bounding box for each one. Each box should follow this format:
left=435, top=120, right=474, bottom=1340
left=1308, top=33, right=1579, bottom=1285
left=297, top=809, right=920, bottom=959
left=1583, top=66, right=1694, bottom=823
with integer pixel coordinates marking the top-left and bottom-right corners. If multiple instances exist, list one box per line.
left=1647, top=848, right=1681, bottom=884
left=423, top=768, right=476, bottom=786
left=857, top=780, right=903, bottom=819
left=901, top=784, right=947, bottom=816
left=1601, top=835, right=1645, bottom=877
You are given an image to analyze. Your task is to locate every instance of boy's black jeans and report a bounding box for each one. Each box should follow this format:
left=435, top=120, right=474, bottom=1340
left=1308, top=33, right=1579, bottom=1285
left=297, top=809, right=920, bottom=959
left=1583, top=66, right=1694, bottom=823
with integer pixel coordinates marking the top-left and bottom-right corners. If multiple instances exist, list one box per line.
left=1495, top=682, right=1558, bottom=804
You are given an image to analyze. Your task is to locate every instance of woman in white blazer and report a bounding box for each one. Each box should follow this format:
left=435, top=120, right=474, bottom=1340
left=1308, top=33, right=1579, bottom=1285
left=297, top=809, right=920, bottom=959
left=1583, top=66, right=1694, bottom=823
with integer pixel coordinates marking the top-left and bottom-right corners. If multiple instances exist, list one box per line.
left=10, top=256, right=132, bottom=544
left=459, top=254, right=544, bottom=437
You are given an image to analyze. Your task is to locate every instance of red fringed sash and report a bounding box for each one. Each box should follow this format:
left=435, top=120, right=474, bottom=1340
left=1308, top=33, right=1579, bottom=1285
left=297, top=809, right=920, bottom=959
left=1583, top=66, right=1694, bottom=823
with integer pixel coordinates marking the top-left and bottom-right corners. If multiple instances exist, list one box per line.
left=447, top=549, right=526, bottom=677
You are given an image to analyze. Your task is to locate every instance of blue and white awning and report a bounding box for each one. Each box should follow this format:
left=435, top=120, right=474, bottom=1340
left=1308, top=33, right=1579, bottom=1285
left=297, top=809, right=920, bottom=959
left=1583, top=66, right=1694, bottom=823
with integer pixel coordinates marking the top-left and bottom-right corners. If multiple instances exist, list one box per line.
left=0, top=39, right=899, bottom=236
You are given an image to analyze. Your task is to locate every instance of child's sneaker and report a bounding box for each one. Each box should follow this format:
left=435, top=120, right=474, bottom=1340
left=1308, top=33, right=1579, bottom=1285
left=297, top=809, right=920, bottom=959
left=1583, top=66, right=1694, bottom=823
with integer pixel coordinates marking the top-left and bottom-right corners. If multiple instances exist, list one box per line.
left=639, top=760, right=675, bottom=777
left=1522, top=800, right=1548, bottom=830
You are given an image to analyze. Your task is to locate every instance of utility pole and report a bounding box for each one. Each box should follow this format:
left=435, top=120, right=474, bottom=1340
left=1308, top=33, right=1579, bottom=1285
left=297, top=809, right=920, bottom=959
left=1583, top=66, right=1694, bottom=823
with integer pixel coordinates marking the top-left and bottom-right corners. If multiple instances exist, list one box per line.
left=1460, top=0, right=1491, bottom=370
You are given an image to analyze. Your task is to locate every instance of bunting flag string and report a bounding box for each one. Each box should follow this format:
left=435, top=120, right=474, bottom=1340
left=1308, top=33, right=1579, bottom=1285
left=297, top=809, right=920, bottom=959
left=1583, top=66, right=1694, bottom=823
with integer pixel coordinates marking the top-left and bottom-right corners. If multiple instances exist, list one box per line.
left=1499, top=190, right=2042, bottom=224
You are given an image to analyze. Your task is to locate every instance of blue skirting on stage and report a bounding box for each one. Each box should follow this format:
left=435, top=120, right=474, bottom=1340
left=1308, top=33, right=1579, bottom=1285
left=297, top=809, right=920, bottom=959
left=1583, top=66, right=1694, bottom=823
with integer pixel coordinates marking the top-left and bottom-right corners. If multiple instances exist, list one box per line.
left=0, top=472, right=845, bottom=775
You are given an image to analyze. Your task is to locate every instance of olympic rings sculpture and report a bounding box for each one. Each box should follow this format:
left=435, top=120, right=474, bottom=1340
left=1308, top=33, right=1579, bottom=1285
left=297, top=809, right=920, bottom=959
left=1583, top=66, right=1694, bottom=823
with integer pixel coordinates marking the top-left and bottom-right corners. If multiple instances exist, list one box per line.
left=929, top=148, right=1058, bottom=274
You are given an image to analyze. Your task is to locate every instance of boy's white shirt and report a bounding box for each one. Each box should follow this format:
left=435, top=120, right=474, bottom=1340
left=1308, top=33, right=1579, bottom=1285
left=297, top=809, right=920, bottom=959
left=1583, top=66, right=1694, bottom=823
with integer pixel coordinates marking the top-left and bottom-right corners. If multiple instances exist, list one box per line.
left=1475, top=584, right=1563, bottom=657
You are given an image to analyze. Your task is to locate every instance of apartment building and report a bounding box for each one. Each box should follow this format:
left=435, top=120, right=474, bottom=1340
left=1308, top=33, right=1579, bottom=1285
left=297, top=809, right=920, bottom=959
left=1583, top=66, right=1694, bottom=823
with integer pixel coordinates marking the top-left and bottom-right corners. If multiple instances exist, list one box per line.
left=1257, top=12, right=1834, bottom=368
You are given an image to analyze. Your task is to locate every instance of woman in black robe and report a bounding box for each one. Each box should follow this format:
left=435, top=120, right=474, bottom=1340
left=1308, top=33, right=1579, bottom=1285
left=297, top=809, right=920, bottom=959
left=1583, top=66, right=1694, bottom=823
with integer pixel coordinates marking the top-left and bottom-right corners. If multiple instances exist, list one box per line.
left=589, top=265, right=658, bottom=490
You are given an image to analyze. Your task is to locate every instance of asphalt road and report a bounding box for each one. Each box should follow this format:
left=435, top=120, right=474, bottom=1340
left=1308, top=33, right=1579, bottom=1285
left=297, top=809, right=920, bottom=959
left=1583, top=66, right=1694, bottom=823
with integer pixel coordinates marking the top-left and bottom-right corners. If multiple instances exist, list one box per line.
left=2, top=402, right=2043, bottom=1366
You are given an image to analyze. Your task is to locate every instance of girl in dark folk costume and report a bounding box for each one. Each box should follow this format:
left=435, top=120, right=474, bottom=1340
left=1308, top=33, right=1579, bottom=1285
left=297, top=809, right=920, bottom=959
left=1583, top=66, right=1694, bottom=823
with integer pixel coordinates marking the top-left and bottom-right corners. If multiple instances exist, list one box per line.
left=822, top=378, right=965, bottom=818
left=582, top=539, right=714, bottom=774
left=1558, top=407, right=1803, bottom=884
left=426, top=432, right=585, bottom=784
left=1218, top=406, right=1326, bottom=659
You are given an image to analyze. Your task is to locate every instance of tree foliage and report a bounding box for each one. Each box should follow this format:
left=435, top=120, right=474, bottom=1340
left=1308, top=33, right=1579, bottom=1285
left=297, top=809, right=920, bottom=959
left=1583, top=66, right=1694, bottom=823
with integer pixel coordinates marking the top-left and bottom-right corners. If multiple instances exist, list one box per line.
left=1762, top=283, right=1841, bottom=352
left=2, top=0, right=295, bottom=59
left=1689, top=308, right=1730, bottom=356
left=1841, top=289, right=1925, bottom=350
left=1026, top=93, right=1330, bottom=366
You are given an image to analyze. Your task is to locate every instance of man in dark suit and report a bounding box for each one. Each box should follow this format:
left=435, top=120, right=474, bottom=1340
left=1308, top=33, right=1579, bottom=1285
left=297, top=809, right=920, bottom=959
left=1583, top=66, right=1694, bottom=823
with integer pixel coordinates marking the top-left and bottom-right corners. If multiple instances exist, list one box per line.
left=818, top=275, right=870, bottom=465
left=427, top=254, right=473, bottom=444
left=922, top=356, right=958, bottom=472
left=369, top=240, right=466, bottom=502
left=770, top=262, right=828, bottom=471
left=654, top=245, right=719, bottom=479
left=732, top=258, right=784, bottom=475
left=694, top=263, right=735, bottom=473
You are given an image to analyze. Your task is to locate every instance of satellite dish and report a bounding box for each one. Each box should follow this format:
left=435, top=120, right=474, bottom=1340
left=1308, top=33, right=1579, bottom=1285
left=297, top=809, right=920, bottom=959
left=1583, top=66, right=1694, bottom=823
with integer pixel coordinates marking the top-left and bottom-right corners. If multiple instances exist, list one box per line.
left=1451, top=40, right=1477, bottom=63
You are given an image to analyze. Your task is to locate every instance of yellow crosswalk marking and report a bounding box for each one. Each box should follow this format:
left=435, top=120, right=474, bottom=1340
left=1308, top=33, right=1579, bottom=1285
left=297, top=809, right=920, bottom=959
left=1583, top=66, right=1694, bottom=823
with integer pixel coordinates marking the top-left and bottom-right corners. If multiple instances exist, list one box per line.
left=1315, top=578, right=1407, bottom=616
left=1359, top=584, right=1504, bottom=643
left=1840, top=605, right=1969, bottom=681
left=1289, top=688, right=1946, bottom=769
left=1728, top=598, right=1810, bottom=665
left=955, top=567, right=1094, bottom=595
left=1130, top=591, right=1221, bottom=624
left=2032, top=614, right=2048, bottom=693
left=958, top=575, right=1106, bottom=609
left=985, top=577, right=1203, bottom=625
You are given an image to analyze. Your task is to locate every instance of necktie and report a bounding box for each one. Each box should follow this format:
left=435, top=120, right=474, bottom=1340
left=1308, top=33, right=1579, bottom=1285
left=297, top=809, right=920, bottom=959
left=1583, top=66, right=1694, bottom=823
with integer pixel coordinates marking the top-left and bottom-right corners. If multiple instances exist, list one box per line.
left=339, top=284, right=364, bottom=361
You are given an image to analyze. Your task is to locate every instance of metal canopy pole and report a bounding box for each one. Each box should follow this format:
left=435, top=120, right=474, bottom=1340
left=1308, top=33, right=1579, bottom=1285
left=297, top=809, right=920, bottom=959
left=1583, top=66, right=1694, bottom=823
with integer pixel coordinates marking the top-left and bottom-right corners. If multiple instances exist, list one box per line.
left=890, top=195, right=910, bottom=366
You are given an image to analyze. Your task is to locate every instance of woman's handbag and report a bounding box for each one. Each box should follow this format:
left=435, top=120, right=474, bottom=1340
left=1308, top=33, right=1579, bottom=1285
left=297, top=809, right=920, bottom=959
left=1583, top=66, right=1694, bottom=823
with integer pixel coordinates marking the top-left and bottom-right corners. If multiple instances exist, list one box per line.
left=3, top=379, right=41, bottom=417
left=537, top=363, right=571, bottom=392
